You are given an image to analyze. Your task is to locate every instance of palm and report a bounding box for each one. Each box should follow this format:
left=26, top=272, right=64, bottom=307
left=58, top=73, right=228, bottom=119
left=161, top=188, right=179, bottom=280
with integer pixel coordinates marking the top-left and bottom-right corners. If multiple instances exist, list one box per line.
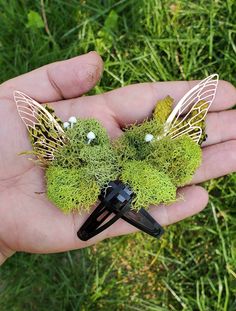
left=0, top=52, right=236, bottom=263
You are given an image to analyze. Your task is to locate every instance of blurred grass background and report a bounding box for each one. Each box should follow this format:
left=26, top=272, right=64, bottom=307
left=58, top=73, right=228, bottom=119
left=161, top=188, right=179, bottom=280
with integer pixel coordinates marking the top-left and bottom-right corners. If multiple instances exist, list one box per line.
left=0, top=0, right=235, bottom=310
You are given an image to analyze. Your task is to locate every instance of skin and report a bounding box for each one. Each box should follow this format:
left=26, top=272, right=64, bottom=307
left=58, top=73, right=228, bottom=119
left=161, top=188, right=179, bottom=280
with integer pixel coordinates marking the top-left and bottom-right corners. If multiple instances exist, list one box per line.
left=0, top=51, right=236, bottom=265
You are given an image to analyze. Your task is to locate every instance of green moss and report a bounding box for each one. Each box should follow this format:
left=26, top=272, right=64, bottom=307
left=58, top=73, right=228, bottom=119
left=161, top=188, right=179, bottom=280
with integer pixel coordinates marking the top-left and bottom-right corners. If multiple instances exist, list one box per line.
left=55, top=118, right=110, bottom=168
left=113, top=135, right=137, bottom=165
left=153, top=96, right=173, bottom=124
left=149, top=135, right=202, bottom=186
left=79, top=145, right=119, bottom=187
left=46, top=166, right=100, bottom=213
left=45, top=118, right=120, bottom=212
left=67, top=118, right=110, bottom=146
left=114, top=118, right=163, bottom=162
left=121, top=160, right=176, bottom=210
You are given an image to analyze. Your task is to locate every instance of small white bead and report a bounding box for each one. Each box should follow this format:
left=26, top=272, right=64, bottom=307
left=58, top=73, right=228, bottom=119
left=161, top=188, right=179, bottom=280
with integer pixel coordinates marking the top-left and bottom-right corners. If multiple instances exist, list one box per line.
left=68, top=116, right=77, bottom=124
left=87, top=131, right=96, bottom=140
left=63, top=121, right=70, bottom=129
left=145, top=133, right=154, bottom=142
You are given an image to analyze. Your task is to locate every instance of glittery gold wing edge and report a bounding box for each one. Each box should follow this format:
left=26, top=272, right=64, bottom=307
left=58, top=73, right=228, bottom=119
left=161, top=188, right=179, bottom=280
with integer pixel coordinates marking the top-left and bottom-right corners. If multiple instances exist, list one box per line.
left=14, top=90, right=66, bottom=162
left=163, top=74, right=219, bottom=144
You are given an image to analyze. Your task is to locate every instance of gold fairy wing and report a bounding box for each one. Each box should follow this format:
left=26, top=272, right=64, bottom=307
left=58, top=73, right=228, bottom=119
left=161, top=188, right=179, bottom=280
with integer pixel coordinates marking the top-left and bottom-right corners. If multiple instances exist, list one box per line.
left=163, top=74, right=219, bottom=144
left=14, top=91, right=67, bottom=163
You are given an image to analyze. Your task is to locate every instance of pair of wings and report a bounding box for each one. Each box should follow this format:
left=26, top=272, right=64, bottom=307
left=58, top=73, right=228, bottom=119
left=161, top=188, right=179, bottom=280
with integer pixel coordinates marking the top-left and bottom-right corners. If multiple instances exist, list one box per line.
left=14, top=74, right=219, bottom=164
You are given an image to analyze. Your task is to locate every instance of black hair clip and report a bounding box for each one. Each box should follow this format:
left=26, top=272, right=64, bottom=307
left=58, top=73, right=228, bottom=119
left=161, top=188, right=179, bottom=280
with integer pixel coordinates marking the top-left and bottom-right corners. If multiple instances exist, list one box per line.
left=77, top=180, right=164, bottom=241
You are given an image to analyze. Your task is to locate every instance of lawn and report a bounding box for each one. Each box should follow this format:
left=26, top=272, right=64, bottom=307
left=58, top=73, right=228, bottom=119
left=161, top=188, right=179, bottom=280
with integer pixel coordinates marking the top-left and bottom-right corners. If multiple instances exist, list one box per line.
left=0, top=0, right=236, bottom=310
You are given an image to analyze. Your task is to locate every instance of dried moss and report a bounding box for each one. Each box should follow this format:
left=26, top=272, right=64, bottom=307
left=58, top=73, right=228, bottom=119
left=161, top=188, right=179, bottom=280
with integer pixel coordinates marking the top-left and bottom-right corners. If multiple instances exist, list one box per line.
left=46, top=166, right=100, bottom=213
left=149, top=135, right=202, bottom=186
left=55, top=118, right=110, bottom=168
left=153, top=96, right=173, bottom=124
left=114, top=118, right=163, bottom=162
left=52, top=118, right=118, bottom=183
left=46, top=118, right=119, bottom=212
left=121, top=160, right=176, bottom=210
left=67, top=118, right=110, bottom=146
left=79, top=145, right=119, bottom=187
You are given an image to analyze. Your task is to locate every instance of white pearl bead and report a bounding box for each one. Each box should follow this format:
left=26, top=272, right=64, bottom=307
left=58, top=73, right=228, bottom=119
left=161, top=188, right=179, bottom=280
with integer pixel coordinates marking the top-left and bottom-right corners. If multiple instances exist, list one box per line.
left=68, top=116, right=77, bottom=123
left=145, top=133, right=154, bottom=142
left=63, top=121, right=70, bottom=129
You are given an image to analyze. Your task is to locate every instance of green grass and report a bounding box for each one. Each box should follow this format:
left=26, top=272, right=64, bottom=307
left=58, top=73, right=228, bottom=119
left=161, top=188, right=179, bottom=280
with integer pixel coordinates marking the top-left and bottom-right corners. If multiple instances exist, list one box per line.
left=0, top=0, right=236, bottom=310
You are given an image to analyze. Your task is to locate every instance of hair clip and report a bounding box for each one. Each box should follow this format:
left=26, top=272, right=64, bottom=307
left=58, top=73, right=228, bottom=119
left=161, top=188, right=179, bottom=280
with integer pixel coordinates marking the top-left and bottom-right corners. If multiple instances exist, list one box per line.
left=77, top=180, right=164, bottom=241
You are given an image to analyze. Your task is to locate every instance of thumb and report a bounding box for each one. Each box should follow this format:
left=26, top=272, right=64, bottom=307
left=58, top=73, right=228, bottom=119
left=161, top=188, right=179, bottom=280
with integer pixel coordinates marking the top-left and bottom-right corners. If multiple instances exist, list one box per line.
left=0, top=51, right=103, bottom=102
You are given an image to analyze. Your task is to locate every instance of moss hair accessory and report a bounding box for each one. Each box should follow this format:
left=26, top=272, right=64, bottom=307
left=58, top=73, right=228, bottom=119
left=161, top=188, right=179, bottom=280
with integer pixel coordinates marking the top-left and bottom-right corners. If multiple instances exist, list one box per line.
left=14, top=74, right=219, bottom=240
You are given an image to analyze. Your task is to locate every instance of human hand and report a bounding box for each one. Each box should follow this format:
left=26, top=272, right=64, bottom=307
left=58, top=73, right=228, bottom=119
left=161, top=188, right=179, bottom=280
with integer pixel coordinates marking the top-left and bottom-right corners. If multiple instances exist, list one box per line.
left=0, top=52, right=236, bottom=265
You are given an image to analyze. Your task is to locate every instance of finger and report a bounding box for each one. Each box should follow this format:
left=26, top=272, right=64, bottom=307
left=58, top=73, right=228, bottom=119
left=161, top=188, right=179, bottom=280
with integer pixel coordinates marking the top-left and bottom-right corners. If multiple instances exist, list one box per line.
left=105, top=185, right=209, bottom=238
left=51, top=79, right=236, bottom=132
left=104, top=80, right=236, bottom=126
left=0, top=52, right=103, bottom=102
left=192, top=140, right=236, bottom=184
left=50, top=93, right=123, bottom=139
left=202, top=110, right=236, bottom=147
left=0, top=243, right=15, bottom=266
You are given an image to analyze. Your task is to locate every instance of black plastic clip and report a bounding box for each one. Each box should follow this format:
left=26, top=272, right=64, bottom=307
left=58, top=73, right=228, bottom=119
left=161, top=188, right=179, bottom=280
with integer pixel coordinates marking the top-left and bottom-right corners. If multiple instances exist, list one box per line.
left=77, top=180, right=164, bottom=241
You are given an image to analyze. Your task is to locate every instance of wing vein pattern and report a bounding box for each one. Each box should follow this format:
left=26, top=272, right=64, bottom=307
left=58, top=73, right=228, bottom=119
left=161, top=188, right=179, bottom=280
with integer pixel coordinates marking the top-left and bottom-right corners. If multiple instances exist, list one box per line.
left=14, top=91, right=66, bottom=162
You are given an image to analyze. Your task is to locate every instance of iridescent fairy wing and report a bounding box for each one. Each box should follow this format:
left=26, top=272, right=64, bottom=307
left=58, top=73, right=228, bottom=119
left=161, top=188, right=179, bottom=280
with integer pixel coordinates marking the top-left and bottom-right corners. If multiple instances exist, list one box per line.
left=14, top=91, right=67, bottom=163
left=163, top=74, right=219, bottom=144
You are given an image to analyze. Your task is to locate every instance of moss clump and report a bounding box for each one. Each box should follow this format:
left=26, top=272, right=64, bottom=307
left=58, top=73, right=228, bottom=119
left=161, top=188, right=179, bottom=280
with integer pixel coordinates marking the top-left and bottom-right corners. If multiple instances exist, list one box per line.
left=153, top=96, right=173, bottom=124
left=114, top=118, right=163, bottom=162
left=46, top=118, right=119, bottom=212
left=67, top=118, right=110, bottom=146
left=121, top=160, right=176, bottom=210
left=46, top=166, right=100, bottom=213
left=149, top=135, right=201, bottom=186
left=79, top=145, right=119, bottom=187
left=55, top=118, right=110, bottom=168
